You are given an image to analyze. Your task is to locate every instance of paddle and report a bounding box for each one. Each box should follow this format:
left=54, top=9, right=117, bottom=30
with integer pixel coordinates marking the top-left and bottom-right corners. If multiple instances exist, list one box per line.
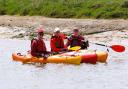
left=90, top=42, right=125, bottom=52
left=60, top=33, right=125, bottom=52
left=68, top=46, right=81, bottom=51
left=60, top=46, right=81, bottom=56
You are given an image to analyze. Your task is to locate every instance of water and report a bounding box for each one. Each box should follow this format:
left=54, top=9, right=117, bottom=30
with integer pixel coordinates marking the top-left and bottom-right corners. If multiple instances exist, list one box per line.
left=0, top=39, right=128, bottom=89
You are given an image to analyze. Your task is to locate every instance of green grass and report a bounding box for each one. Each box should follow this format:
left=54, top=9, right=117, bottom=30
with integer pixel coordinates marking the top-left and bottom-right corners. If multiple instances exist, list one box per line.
left=0, top=0, right=128, bottom=19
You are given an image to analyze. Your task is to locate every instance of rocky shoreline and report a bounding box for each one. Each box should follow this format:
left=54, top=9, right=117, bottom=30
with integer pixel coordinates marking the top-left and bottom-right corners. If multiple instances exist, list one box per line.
left=0, top=15, right=128, bottom=43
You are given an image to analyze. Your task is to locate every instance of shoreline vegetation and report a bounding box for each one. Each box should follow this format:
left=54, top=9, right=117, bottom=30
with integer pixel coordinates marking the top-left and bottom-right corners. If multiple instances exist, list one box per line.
left=0, top=0, right=128, bottom=19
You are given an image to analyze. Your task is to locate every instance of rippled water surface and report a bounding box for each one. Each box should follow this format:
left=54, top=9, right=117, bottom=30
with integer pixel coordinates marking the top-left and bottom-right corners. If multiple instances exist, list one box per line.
left=0, top=39, right=128, bottom=89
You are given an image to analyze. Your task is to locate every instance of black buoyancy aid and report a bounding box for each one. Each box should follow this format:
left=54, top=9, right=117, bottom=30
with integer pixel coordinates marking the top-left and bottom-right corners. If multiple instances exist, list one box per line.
left=69, top=35, right=82, bottom=47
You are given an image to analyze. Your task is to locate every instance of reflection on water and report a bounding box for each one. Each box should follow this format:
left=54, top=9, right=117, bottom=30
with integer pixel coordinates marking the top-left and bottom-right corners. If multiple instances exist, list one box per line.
left=0, top=39, right=128, bottom=89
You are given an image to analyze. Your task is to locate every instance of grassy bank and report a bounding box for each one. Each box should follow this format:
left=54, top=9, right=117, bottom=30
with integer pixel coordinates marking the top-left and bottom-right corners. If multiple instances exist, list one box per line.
left=0, top=0, right=128, bottom=19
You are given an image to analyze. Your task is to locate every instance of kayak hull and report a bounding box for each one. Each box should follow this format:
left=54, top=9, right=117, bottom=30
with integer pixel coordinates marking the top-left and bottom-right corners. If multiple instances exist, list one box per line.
left=81, top=52, right=97, bottom=64
left=80, top=50, right=108, bottom=63
left=12, top=53, right=81, bottom=65
left=62, top=50, right=108, bottom=64
left=12, top=50, right=108, bottom=65
left=96, top=51, right=108, bottom=63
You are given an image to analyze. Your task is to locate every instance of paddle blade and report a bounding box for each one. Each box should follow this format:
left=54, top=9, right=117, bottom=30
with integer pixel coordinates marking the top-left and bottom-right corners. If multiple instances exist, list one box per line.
left=111, top=45, right=125, bottom=52
left=69, top=46, right=81, bottom=51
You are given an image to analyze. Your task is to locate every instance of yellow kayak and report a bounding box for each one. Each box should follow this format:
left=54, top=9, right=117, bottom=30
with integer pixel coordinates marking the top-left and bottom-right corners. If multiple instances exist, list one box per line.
left=12, top=53, right=81, bottom=65
left=12, top=50, right=108, bottom=65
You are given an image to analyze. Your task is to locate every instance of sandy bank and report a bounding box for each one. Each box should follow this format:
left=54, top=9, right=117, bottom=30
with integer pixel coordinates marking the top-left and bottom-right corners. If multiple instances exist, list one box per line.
left=0, top=15, right=127, bottom=44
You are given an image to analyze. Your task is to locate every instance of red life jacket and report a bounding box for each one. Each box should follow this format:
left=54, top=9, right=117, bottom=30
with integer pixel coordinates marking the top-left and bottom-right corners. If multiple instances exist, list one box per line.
left=31, top=38, right=47, bottom=57
left=50, top=36, right=65, bottom=52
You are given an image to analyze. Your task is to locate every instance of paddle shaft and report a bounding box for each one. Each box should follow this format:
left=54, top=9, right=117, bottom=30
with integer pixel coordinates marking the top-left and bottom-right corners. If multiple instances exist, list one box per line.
left=90, top=42, right=110, bottom=47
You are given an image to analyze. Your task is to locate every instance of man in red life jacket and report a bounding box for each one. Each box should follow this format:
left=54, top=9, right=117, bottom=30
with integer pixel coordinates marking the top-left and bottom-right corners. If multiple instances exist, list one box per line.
left=66, top=28, right=89, bottom=49
left=50, top=27, right=67, bottom=53
left=31, top=28, right=49, bottom=58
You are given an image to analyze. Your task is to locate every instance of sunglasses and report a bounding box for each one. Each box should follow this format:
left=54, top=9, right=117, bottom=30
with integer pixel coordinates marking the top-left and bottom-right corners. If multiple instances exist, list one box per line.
left=38, top=32, right=44, bottom=36
left=56, top=31, right=60, bottom=33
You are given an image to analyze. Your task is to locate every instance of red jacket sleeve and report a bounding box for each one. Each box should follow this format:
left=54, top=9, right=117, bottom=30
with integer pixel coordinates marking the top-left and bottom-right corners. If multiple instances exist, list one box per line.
left=80, top=36, right=85, bottom=40
left=61, top=39, right=65, bottom=48
left=50, top=39, right=61, bottom=52
left=31, top=40, right=40, bottom=56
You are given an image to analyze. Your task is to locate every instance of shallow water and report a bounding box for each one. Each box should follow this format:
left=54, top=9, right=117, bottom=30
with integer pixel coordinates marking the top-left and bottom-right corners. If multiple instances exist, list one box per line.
left=0, top=39, right=128, bottom=89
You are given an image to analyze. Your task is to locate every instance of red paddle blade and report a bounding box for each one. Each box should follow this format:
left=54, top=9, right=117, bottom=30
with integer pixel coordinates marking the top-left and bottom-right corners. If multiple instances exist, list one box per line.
left=110, top=45, right=125, bottom=52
